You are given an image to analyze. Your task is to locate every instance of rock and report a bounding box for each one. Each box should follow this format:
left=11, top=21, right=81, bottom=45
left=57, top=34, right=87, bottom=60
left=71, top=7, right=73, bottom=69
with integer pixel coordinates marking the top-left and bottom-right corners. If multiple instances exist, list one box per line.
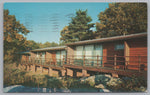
left=80, top=77, right=87, bottom=82
left=49, top=89, right=52, bottom=93
left=95, top=75, right=111, bottom=85
left=85, top=76, right=95, bottom=81
left=57, top=77, right=62, bottom=80
left=84, top=76, right=95, bottom=86
left=102, top=89, right=110, bottom=92
left=106, top=77, right=123, bottom=87
left=43, top=88, right=46, bottom=92
left=99, top=88, right=110, bottom=92
left=95, top=84, right=105, bottom=89
left=140, top=86, right=146, bottom=92
left=104, top=74, right=111, bottom=78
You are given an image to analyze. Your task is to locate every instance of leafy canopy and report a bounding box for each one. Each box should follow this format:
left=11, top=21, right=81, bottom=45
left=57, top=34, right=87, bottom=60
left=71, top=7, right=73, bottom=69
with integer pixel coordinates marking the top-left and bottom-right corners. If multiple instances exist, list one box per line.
left=4, top=9, right=30, bottom=63
left=96, top=3, right=147, bottom=38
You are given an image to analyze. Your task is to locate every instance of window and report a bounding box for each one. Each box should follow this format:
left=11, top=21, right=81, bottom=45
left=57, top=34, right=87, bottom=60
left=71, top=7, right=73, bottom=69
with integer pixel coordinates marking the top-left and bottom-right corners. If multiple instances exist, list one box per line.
left=56, top=51, right=61, bottom=60
left=76, top=46, right=84, bottom=59
left=115, top=44, right=124, bottom=50
left=84, top=45, right=94, bottom=59
left=61, top=50, right=66, bottom=60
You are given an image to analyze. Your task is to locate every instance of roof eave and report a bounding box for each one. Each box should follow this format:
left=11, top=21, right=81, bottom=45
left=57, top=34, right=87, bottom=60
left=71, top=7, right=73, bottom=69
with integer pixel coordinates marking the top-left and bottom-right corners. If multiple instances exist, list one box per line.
left=31, top=47, right=66, bottom=52
left=66, top=33, right=147, bottom=46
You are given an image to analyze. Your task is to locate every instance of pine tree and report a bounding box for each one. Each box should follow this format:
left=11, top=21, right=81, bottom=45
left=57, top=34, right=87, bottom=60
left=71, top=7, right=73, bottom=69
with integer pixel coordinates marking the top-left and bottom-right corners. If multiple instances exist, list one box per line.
left=60, top=9, right=94, bottom=43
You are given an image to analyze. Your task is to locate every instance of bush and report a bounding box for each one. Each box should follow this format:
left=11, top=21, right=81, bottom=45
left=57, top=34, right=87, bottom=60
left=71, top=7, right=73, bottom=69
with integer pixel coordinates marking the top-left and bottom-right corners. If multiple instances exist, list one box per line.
left=47, top=77, right=64, bottom=88
left=107, top=75, right=147, bottom=92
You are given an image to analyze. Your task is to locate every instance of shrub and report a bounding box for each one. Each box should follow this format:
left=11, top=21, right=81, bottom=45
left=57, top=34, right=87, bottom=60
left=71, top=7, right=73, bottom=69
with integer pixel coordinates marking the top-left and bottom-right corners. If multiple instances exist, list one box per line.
left=107, top=75, right=147, bottom=92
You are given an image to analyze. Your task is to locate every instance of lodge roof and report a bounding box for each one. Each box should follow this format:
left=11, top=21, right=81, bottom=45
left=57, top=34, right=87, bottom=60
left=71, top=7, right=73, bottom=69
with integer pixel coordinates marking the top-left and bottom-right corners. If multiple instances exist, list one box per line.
left=31, top=46, right=66, bottom=52
left=66, top=32, right=147, bottom=46
left=16, top=51, right=31, bottom=55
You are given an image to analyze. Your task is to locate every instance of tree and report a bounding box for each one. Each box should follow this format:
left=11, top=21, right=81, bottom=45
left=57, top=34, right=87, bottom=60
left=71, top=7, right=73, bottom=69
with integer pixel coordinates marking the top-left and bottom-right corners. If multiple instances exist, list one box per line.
left=4, top=9, right=30, bottom=63
left=60, top=9, right=94, bottom=43
left=36, top=41, right=59, bottom=48
left=60, top=26, right=71, bottom=43
left=96, top=3, right=147, bottom=38
left=26, top=40, right=40, bottom=50
left=50, top=42, right=59, bottom=47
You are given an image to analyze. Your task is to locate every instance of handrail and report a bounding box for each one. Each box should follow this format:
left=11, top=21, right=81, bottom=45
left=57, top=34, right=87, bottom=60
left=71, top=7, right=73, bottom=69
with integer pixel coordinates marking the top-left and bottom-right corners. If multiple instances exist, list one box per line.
left=20, top=55, right=147, bottom=72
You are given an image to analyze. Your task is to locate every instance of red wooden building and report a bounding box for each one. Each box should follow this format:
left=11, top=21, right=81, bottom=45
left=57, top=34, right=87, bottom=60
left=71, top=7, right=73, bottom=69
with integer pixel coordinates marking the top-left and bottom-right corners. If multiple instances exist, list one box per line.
left=30, top=46, right=67, bottom=66
left=66, top=32, right=147, bottom=71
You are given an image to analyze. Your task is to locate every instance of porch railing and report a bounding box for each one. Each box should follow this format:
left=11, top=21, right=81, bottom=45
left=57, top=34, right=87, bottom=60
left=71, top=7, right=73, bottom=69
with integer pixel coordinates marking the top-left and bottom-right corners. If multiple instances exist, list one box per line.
left=66, top=55, right=147, bottom=72
left=20, top=55, right=147, bottom=72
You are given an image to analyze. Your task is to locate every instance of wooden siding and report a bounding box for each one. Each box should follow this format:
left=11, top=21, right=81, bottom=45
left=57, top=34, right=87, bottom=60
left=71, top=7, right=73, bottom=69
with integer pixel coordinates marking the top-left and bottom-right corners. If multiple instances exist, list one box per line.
left=21, top=55, right=30, bottom=62
left=30, top=52, right=36, bottom=58
left=46, top=51, right=52, bottom=63
left=51, top=51, right=56, bottom=65
left=124, top=41, right=130, bottom=64
left=67, top=46, right=74, bottom=64
left=103, top=42, right=124, bottom=68
left=127, top=38, right=147, bottom=70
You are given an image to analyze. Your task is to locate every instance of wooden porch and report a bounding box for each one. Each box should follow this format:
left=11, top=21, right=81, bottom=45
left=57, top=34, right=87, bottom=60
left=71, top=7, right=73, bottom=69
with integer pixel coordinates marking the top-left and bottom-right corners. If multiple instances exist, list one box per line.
left=19, top=55, right=147, bottom=78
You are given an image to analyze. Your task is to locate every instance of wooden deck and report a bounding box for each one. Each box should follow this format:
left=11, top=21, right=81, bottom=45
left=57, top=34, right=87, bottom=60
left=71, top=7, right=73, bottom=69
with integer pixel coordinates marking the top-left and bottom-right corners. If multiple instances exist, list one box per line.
left=20, top=55, right=147, bottom=78
left=63, top=64, right=147, bottom=77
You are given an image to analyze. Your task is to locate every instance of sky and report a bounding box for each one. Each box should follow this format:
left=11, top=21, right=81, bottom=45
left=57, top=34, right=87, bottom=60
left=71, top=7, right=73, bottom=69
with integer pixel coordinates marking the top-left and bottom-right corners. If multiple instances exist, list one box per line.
left=4, top=3, right=109, bottom=44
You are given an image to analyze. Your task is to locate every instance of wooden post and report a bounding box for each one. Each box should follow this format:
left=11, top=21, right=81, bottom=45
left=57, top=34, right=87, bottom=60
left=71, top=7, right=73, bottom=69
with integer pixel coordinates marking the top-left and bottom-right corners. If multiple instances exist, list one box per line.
left=114, top=55, right=117, bottom=70
left=102, top=56, right=104, bottom=67
left=124, top=56, right=128, bottom=70
left=55, top=58, right=57, bottom=66
left=69, top=58, right=70, bottom=64
left=62, top=55, right=65, bottom=67
left=124, top=56, right=126, bottom=70
left=83, top=55, right=85, bottom=66
left=138, top=55, right=141, bottom=72
left=72, top=55, right=74, bottom=65
left=49, top=58, right=51, bottom=66
left=40, top=58, right=42, bottom=65
left=97, top=55, right=99, bottom=67
left=48, top=67, right=52, bottom=76
left=26, top=55, right=27, bottom=64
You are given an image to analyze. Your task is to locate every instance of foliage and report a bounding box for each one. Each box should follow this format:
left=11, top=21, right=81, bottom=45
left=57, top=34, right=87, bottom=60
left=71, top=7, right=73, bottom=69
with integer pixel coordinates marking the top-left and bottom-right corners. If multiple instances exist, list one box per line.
left=4, top=63, right=95, bottom=89
left=96, top=3, right=147, bottom=38
left=21, top=40, right=60, bottom=50
left=63, top=77, right=95, bottom=89
left=3, top=10, right=60, bottom=63
left=4, top=63, right=147, bottom=92
left=47, top=77, right=64, bottom=88
left=26, top=40, right=40, bottom=50
left=107, top=76, right=147, bottom=92
left=4, top=9, right=30, bottom=63
left=4, top=63, right=26, bottom=86
left=60, top=9, right=94, bottom=43
left=60, top=26, right=70, bottom=43
left=36, top=41, right=59, bottom=48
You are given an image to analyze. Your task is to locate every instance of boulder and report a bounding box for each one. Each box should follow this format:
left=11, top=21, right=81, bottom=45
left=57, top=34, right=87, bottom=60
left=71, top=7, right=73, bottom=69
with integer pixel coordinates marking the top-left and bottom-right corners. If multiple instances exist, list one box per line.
left=104, top=74, right=112, bottom=78
left=95, top=84, right=105, bottom=89
left=139, top=86, right=147, bottom=92
left=106, top=77, right=123, bottom=87
left=95, top=75, right=111, bottom=85
left=99, top=88, right=110, bottom=92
